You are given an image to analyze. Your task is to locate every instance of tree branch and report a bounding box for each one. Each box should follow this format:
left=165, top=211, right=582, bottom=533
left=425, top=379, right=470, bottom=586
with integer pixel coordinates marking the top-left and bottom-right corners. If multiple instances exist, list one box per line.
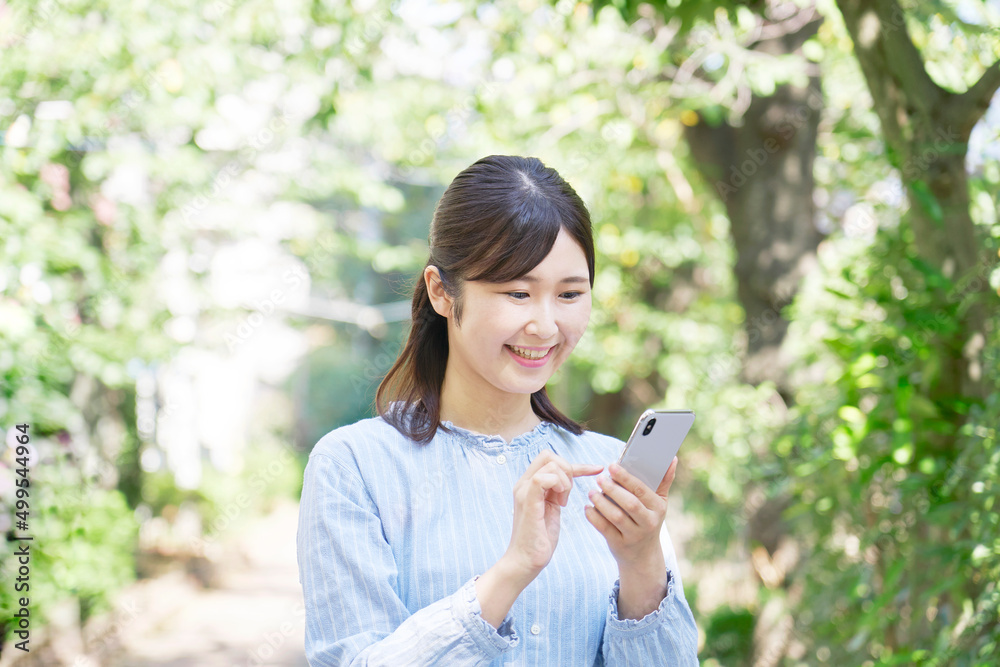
left=951, top=59, right=1000, bottom=132
left=750, top=5, right=822, bottom=51
left=835, top=0, right=944, bottom=148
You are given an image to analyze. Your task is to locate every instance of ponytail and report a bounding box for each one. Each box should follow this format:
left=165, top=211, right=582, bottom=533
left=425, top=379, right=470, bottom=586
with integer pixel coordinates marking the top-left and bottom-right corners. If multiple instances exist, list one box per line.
left=375, top=268, right=450, bottom=445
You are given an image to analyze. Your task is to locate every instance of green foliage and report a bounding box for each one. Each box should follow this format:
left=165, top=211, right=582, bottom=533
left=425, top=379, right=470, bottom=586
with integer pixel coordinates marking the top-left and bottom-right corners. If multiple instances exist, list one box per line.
left=1, top=0, right=356, bottom=646
left=594, top=0, right=767, bottom=33
left=781, top=221, right=1000, bottom=664
left=291, top=334, right=404, bottom=446
left=1, top=0, right=998, bottom=660
left=700, top=605, right=756, bottom=666
left=139, top=468, right=215, bottom=518
left=0, top=450, right=137, bottom=632
left=368, top=9, right=996, bottom=665
left=196, top=436, right=305, bottom=540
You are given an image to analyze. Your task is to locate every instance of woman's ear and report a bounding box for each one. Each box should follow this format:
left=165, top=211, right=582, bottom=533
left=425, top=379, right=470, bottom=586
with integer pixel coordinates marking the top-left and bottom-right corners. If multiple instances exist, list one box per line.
left=424, top=266, right=453, bottom=319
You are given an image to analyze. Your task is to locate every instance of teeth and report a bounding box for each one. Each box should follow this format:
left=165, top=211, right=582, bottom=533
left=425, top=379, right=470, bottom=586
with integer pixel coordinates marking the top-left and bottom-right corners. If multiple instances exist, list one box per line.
left=508, top=345, right=549, bottom=360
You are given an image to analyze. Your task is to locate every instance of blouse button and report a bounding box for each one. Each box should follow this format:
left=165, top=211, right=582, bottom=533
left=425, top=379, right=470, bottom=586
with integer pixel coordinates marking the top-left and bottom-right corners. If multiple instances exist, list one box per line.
left=530, top=623, right=540, bottom=635
left=496, top=454, right=507, bottom=465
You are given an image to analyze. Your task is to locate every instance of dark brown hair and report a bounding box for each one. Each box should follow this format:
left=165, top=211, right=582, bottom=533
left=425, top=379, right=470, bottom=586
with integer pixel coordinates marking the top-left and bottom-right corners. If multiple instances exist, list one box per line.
left=375, top=155, right=596, bottom=444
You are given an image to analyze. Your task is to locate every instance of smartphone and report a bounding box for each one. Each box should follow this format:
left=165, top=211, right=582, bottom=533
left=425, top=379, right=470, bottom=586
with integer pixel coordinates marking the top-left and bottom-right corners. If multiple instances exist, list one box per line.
left=615, top=409, right=695, bottom=493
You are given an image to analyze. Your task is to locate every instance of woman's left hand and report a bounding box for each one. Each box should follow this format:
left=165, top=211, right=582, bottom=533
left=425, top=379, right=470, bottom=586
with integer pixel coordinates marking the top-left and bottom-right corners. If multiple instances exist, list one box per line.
left=584, top=457, right=678, bottom=570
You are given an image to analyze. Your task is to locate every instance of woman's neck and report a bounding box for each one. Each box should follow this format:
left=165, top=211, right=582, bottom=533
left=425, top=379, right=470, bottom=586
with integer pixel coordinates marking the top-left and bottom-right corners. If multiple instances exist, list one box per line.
left=439, top=378, right=541, bottom=444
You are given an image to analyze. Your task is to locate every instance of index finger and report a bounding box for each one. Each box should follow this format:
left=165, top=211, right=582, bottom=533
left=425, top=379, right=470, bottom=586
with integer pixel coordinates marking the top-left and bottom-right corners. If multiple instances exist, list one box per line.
left=527, top=451, right=604, bottom=478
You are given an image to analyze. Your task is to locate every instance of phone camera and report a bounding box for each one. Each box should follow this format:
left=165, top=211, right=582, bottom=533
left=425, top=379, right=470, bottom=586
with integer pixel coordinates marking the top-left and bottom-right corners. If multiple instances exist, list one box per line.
left=642, top=418, right=656, bottom=436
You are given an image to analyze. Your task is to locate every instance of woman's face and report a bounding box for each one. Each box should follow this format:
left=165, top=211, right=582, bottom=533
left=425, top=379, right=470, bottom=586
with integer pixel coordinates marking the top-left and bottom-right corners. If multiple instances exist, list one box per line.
left=430, top=226, right=593, bottom=399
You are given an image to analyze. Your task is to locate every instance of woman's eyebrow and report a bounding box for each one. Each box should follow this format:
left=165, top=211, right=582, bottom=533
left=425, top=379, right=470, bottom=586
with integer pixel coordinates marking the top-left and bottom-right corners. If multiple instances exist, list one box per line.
left=517, top=275, right=590, bottom=284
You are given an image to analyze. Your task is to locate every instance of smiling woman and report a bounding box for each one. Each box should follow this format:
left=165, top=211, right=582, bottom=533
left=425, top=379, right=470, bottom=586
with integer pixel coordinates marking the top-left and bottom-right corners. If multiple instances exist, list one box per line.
left=423, top=225, right=594, bottom=442
left=378, top=154, right=597, bottom=445
left=296, top=155, right=699, bottom=667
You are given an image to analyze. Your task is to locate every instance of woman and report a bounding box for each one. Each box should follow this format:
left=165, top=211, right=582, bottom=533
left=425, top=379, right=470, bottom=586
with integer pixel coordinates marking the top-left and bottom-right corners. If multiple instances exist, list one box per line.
left=296, top=155, right=699, bottom=665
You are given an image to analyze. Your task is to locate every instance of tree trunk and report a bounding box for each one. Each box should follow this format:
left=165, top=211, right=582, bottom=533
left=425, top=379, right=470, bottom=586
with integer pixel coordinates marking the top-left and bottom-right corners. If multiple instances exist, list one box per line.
left=679, top=10, right=825, bottom=666
left=836, top=0, right=1000, bottom=406
left=835, top=0, right=1000, bottom=650
left=683, top=11, right=824, bottom=403
left=586, top=388, right=630, bottom=440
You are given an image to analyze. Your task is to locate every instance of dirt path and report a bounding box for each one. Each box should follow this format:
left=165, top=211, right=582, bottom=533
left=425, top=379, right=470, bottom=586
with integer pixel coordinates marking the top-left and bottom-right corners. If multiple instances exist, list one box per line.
left=110, top=499, right=308, bottom=667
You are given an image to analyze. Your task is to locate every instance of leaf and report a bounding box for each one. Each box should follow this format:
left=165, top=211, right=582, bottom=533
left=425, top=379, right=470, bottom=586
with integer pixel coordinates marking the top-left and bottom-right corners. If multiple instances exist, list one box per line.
left=970, top=544, right=991, bottom=565
left=905, top=255, right=953, bottom=291
left=893, top=443, right=914, bottom=465
left=909, top=394, right=940, bottom=419
left=838, top=405, right=866, bottom=423
left=825, top=286, right=855, bottom=300
left=849, top=353, right=878, bottom=377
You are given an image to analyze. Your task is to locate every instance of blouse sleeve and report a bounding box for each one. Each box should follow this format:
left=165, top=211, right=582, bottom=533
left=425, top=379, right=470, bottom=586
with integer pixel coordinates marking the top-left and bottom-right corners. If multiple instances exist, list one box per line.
left=296, top=452, right=520, bottom=666
left=599, top=566, right=699, bottom=665
left=599, top=522, right=700, bottom=666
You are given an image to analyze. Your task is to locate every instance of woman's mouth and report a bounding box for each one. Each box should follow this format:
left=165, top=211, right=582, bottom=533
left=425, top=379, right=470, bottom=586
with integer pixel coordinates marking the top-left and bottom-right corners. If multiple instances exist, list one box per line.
left=505, top=344, right=554, bottom=367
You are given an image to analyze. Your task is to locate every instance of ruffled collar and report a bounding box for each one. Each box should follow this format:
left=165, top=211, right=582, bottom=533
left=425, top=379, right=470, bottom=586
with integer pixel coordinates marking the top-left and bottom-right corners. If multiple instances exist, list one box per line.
left=439, top=418, right=554, bottom=452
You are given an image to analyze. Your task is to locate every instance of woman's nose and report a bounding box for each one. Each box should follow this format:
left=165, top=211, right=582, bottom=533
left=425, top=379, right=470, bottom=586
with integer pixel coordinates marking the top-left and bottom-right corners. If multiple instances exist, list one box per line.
left=525, top=305, right=558, bottom=339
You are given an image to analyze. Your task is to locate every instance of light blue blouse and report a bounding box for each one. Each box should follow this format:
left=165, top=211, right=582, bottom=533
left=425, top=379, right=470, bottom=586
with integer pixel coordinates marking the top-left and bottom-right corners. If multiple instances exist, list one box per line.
left=295, top=407, right=699, bottom=666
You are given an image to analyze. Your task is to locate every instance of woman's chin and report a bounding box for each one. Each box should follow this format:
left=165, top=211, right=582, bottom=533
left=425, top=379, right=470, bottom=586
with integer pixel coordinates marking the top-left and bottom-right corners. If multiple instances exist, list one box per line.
left=504, top=376, right=555, bottom=396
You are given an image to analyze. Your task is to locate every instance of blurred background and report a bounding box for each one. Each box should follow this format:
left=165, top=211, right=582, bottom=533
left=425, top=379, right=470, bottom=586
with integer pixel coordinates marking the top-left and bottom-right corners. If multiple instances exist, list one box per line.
left=1, top=0, right=999, bottom=665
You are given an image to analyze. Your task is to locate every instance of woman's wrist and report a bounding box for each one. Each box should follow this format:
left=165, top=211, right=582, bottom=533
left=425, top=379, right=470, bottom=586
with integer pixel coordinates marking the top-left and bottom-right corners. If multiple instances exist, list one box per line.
left=500, top=549, right=545, bottom=585
left=475, top=555, right=537, bottom=629
left=618, top=543, right=665, bottom=575
left=616, top=550, right=669, bottom=620
left=617, top=573, right=669, bottom=620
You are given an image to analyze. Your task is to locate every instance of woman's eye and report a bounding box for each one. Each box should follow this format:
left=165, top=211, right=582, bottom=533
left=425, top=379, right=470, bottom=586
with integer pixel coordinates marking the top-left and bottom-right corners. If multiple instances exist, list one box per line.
left=505, top=291, right=584, bottom=300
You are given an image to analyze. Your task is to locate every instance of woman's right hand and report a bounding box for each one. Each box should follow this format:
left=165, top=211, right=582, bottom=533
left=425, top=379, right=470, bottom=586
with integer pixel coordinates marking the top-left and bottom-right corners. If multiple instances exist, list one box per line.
left=503, top=450, right=604, bottom=578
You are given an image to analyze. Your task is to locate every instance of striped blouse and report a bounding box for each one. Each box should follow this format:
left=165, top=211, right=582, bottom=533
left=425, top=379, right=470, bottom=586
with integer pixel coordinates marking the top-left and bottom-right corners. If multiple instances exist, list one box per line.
left=295, top=409, right=699, bottom=666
